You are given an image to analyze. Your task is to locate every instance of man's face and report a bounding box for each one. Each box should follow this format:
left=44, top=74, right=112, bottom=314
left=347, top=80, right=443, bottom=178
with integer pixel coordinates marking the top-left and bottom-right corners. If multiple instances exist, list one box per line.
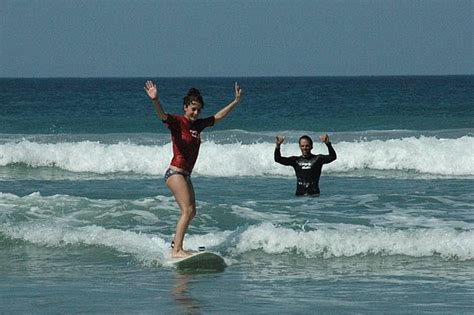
left=299, top=139, right=312, bottom=157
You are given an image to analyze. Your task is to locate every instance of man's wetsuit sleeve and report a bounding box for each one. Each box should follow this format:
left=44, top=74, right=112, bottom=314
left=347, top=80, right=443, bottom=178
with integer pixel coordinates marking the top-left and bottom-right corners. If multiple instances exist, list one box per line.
left=274, top=147, right=296, bottom=166
left=320, top=142, right=337, bottom=164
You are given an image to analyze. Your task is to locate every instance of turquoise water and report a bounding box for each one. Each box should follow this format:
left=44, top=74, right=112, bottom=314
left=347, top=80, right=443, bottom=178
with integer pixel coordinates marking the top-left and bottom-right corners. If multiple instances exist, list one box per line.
left=1, top=77, right=473, bottom=313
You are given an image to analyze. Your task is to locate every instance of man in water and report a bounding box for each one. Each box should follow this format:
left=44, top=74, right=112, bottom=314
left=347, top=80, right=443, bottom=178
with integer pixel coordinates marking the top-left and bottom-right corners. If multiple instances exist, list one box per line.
left=274, top=134, right=337, bottom=196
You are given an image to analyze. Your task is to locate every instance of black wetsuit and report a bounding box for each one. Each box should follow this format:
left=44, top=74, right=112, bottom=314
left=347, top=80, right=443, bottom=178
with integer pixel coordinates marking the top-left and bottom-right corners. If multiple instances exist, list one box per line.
left=274, top=142, right=337, bottom=196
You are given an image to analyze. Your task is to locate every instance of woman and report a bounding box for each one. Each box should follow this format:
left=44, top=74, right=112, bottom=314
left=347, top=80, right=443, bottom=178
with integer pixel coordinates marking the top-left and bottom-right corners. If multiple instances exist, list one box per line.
left=144, top=80, right=242, bottom=258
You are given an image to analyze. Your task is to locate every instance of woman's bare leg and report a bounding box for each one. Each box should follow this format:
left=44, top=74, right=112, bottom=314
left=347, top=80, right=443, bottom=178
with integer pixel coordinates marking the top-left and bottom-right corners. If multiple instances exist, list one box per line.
left=166, top=175, right=196, bottom=258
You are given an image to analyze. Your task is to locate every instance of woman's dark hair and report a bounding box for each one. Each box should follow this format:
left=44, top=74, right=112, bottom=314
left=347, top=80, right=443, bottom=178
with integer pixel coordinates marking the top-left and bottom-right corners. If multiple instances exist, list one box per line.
left=299, top=135, right=313, bottom=147
left=183, top=88, right=204, bottom=108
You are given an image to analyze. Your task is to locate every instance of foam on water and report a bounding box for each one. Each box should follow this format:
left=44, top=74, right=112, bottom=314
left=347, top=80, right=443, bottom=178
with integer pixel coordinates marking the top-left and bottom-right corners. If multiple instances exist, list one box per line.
left=2, top=220, right=472, bottom=263
left=233, top=222, right=474, bottom=260
left=0, top=140, right=170, bottom=175
left=1, top=191, right=472, bottom=262
left=1, top=135, right=473, bottom=177
left=0, top=221, right=232, bottom=266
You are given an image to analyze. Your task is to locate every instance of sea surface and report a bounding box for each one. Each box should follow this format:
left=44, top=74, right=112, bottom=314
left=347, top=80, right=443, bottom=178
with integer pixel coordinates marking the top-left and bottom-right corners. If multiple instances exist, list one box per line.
left=1, top=76, right=473, bottom=314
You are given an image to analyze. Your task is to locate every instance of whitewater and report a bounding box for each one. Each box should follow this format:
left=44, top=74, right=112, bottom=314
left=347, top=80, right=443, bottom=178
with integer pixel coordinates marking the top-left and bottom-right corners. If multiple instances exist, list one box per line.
left=1, top=133, right=473, bottom=177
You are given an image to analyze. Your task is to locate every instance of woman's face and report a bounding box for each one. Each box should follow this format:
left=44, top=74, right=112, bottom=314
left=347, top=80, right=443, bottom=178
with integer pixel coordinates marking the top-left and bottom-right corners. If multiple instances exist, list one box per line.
left=184, top=101, right=202, bottom=122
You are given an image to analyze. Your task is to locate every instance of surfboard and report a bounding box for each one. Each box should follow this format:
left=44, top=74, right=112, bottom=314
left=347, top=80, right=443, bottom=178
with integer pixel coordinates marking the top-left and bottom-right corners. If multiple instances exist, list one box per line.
left=169, top=251, right=226, bottom=272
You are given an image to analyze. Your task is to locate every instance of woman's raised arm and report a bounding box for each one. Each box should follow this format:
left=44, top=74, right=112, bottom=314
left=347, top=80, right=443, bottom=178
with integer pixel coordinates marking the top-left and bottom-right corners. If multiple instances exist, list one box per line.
left=214, top=82, right=242, bottom=123
left=144, top=80, right=168, bottom=121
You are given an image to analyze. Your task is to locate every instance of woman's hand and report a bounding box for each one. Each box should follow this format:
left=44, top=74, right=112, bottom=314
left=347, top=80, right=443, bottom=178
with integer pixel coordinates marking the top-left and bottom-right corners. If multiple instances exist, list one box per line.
left=144, top=80, right=158, bottom=100
left=214, top=82, right=243, bottom=123
left=234, top=82, right=242, bottom=102
left=144, top=80, right=167, bottom=121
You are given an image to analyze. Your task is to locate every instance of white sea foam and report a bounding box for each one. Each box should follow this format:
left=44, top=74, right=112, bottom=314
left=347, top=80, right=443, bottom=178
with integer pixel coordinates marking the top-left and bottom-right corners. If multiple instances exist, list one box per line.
left=0, top=140, right=170, bottom=175
left=1, top=219, right=472, bottom=262
left=1, top=222, right=169, bottom=261
left=333, top=136, right=474, bottom=176
left=2, top=191, right=472, bottom=262
left=234, top=222, right=474, bottom=261
left=0, top=135, right=473, bottom=177
left=0, top=222, right=230, bottom=266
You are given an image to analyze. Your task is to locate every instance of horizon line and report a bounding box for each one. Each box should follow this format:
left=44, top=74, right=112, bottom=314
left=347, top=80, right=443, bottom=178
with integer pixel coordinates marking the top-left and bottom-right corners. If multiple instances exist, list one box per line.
left=1, top=74, right=473, bottom=79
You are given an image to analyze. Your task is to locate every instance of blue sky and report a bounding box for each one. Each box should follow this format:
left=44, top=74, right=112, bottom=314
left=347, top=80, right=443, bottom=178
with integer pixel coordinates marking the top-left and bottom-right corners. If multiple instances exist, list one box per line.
left=1, top=0, right=472, bottom=77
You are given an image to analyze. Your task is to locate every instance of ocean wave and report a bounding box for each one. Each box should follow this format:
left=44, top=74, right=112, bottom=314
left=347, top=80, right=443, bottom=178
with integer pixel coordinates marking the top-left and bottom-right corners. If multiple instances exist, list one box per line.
left=0, top=135, right=473, bottom=177
left=1, top=221, right=472, bottom=263
left=233, top=222, right=474, bottom=261
left=0, top=191, right=471, bottom=262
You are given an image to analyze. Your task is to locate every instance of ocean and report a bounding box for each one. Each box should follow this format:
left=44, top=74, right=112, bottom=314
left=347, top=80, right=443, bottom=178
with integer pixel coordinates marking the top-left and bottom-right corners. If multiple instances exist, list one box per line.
left=0, top=76, right=473, bottom=314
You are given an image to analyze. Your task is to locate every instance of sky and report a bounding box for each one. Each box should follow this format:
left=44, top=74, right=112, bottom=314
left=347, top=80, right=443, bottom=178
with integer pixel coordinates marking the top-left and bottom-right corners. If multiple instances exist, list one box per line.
left=1, top=0, right=473, bottom=77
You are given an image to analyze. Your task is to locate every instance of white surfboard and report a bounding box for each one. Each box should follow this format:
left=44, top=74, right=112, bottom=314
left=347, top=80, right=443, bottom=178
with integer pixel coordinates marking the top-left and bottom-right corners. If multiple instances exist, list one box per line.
left=169, top=251, right=226, bottom=272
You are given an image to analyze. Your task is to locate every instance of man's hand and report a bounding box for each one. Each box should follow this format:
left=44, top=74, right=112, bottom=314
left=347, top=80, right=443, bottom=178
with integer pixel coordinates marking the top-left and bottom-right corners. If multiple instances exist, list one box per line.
left=320, top=134, right=330, bottom=144
left=275, top=135, right=285, bottom=147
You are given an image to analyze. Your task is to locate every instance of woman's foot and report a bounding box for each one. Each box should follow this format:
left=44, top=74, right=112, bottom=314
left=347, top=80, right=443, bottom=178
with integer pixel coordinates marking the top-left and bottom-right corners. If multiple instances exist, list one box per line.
left=171, top=248, right=196, bottom=258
